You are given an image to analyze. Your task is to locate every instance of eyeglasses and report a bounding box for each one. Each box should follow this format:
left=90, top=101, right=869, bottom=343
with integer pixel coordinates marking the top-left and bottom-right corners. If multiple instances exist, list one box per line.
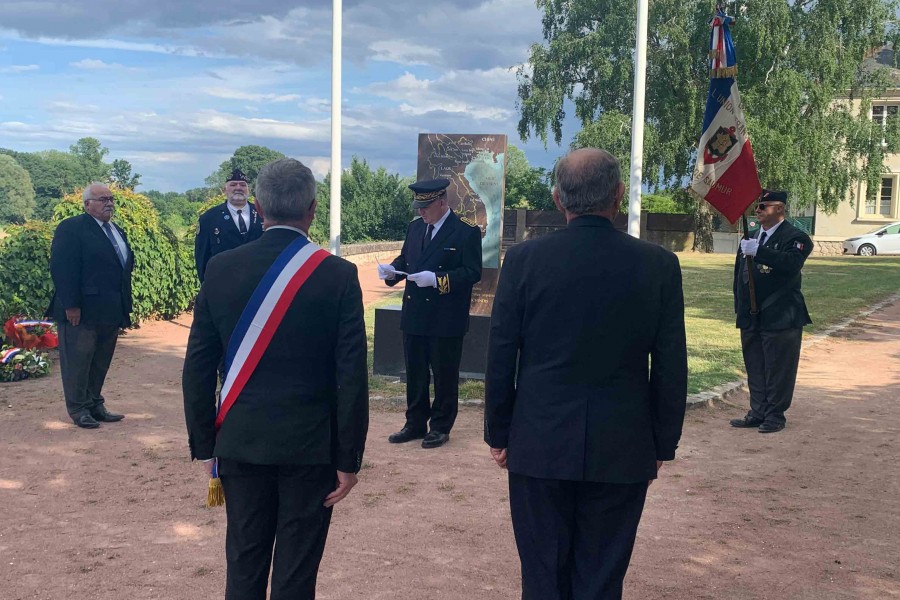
left=90, top=196, right=115, bottom=204
left=755, top=203, right=776, bottom=211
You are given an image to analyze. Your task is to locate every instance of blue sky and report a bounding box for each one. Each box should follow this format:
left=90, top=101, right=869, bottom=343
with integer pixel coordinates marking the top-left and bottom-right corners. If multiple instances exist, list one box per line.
left=0, top=0, right=581, bottom=192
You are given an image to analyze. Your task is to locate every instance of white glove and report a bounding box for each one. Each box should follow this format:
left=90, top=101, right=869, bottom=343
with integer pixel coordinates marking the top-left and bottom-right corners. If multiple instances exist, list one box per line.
left=377, top=263, right=397, bottom=280
left=407, top=271, right=437, bottom=288
left=740, top=238, right=759, bottom=257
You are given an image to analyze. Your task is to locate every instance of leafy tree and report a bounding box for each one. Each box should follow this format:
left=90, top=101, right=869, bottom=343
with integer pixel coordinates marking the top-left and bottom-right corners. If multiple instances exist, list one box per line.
left=69, top=137, right=111, bottom=183
left=517, top=0, right=900, bottom=249
left=205, top=145, right=288, bottom=189
left=110, top=159, right=141, bottom=190
left=0, top=149, right=84, bottom=220
left=505, top=144, right=554, bottom=210
left=312, top=158, right=414, bottom=245
left=0, top=154, right=36, bottom=224
left=184, top=187, right=218, bottom=204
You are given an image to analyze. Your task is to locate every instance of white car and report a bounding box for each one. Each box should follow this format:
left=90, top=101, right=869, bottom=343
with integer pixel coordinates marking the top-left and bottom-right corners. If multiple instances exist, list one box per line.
left=842, top=222, right=900, bottom=256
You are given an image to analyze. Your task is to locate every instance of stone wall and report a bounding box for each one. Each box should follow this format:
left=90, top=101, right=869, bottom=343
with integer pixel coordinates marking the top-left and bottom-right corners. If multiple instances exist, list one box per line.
left=811, top=240, right=845, bottom=256
left=338, top=241, right=404, bottom=266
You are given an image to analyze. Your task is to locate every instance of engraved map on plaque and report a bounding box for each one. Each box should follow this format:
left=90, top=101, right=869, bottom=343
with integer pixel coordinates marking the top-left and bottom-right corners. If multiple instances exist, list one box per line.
left=417, top=133, right=507, bottom=315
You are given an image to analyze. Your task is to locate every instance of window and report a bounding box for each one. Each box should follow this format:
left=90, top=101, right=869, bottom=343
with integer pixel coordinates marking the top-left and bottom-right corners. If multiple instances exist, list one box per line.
left=865, top=176, right=897, bottom=218
left=872, top=104, right=898, bottom=125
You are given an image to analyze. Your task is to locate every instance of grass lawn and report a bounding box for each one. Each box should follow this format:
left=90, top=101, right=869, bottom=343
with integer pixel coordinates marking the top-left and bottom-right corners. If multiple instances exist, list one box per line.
left=366, top=254, right=900, bottom=397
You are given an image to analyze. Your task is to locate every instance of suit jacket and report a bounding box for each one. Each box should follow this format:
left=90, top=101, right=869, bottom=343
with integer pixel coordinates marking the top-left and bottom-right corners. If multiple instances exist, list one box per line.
left=194, top=202, right=263, bottom=283
left=484, top=215, right=687, bottom=484
left=386, top=210, right=482, bottom=337
left=182, top=228, right=368, bottom=473
left=733, top=220, right=813, bottom=330
left=47, top=213, right=134, bottom=327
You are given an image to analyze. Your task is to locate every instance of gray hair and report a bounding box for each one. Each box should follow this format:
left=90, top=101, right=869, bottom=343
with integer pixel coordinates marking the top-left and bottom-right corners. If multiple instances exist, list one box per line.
left=554, top=148, right=622, bottom=215
left=82, top=182, right=108, bottom=202
left=254, top=158, right=317, bottom=222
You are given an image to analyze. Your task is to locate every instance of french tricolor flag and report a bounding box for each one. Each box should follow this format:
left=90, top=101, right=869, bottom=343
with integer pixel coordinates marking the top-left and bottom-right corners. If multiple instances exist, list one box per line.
left=689, top=11, right=762, bottom=224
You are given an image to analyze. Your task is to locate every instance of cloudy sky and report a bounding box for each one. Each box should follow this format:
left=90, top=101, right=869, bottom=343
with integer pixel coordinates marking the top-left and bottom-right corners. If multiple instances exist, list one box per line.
left=0, top=0, right=581, bottom=192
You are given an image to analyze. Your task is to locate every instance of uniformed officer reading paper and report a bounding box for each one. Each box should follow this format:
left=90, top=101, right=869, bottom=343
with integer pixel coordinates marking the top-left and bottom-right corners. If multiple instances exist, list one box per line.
left=379, top=177, right=482, bottom=449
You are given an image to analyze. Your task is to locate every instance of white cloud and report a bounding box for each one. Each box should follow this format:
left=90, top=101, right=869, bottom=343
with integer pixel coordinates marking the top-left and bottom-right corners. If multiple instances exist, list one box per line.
left=363, top=68, right=517, bottom=120
left=69, top=58, right=132, bottom=70
left=205, top=88, right=301, bottom=103
left=46, top=101, right=101, bottom=113
left=189, top=110, right=330, bottom=142
left=369, top=41, right=441, bottom=66
left=0, top=64, right=39, bottom=73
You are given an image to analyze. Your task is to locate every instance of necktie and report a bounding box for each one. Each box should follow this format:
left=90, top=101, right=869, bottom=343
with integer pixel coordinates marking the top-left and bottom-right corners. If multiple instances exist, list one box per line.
left=759, top=231, right=767, bottom=246
left=237, top=209, right=248, bottom=235
left=102, top=222, right=126, bottom=267
left=422, top=224, right=434, bottom=250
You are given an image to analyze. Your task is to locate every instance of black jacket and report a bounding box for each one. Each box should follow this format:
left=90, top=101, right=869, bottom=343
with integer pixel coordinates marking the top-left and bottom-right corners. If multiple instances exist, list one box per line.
left=733, top=220, right=813, bottom=330
left=484, top=215, right=687, bottom=484
left=47, top=213, right=133, bottom=327
left=182, top=229, right=369, bottom=473
left=387, top=210, right=482, bottom=337
left=194, top=202, right=263, bottom=282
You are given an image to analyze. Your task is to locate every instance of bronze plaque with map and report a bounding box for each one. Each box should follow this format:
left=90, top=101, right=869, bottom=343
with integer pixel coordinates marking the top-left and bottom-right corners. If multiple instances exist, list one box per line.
left=417, top=133, right=507, bottom=315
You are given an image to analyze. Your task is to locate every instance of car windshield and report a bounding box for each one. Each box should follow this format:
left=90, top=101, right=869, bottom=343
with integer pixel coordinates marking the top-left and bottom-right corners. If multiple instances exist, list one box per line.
left=865, top=225, right=889, bottom=234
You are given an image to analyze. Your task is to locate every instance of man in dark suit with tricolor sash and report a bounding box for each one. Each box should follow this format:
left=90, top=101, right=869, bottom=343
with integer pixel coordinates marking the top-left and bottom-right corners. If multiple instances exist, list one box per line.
left=183, top=158, right=369, bottom=600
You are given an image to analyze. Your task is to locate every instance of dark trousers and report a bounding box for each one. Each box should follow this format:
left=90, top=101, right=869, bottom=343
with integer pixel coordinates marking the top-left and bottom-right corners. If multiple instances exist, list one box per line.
left=403, top=334, right=463, bottom=434
left=57, top=322, right=119, bottom=418
left=508, top=472, right=649, bottom=600
left=219, top=460, right=335, bottom=600
left=740, top=326, right=803, bottom=425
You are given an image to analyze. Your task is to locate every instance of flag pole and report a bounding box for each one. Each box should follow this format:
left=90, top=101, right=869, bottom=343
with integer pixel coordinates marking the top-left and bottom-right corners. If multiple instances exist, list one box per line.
left=740, top=213, right=759, bottom=320
left=329, top=0, right=342, bottom=256
left=628, top=0, right=649, bottom=238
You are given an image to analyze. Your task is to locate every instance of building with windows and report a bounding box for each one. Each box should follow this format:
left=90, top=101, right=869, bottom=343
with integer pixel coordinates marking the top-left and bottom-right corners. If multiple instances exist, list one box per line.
left=809, top=48, right=900, bottom=254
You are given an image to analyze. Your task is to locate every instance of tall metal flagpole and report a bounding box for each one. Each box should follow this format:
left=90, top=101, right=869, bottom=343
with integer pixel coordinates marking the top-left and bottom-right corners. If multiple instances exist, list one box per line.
left=329, top=0, right=342, bottom=255
left=628, top=0, right=649, bottom=238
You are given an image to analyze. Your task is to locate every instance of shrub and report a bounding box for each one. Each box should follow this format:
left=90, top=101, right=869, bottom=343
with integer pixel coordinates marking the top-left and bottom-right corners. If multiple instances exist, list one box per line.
left=0, top=221, right=55, bottom=319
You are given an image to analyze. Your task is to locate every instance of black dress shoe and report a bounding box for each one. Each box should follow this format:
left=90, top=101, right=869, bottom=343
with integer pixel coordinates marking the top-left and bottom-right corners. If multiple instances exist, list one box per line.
left=730, top=415, right=764, bottom=428
left=758, top=421, right=785, bottom=433
left=73, top=413, right=100, bottom=429
left=388, top=427, right=426, bottom=444
left=90, top=406, right=124, bottom=422
left=421, top=431, right=449, bottom=449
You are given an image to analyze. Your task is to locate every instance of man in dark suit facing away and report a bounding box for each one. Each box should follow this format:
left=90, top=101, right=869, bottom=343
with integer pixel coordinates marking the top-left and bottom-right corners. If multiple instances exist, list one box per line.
left=48, top=183, right=133, bottom=429
left=183, top=158, right=368, bottom=600
left=484, top=148, right=688, bottom=600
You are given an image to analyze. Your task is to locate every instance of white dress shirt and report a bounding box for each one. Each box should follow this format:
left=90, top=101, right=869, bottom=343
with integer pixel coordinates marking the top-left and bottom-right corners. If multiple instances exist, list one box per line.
left=426, top=208, right=452, bottom=242
left=92, top=216, right=129, bottom=263
left=226, top=202, right=253, bottom=233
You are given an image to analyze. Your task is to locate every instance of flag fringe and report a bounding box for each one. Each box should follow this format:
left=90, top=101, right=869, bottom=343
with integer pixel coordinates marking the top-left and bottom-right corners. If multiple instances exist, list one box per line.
left=710, top=65, right=738, bottom=79
left=206, top=477, right=225, bottom=507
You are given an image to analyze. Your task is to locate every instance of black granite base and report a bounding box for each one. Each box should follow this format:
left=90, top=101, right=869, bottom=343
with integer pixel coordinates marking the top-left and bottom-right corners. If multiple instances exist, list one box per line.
left=373, top=306, right=491, bottom=380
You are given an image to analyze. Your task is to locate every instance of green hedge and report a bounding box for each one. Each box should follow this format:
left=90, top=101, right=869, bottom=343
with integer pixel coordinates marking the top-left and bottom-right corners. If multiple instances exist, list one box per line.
left=0, top=187, right=197, bottom=324
left=0, top=221, right=55, bottom=318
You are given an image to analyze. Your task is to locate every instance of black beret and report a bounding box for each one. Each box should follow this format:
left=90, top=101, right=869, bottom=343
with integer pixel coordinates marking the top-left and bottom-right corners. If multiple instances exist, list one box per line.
left=760, top=189, right=787, bottom=203
left=410, top=178, right=450, bottom=208
left=226, top=169, right=250, bottom=183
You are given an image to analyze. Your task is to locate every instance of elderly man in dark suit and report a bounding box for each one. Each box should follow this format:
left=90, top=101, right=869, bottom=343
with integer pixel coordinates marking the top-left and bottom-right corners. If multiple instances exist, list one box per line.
left=48, top=183, right=133, bottom=429
left=378, top=178, right=482, bottom=449
left=183, top=158, right=368, bottom=600
left=194, top=168, right=264, bottom=283
left=730, top=190, right=813, bottom=433
left=485, top=148, right=687, bottom=600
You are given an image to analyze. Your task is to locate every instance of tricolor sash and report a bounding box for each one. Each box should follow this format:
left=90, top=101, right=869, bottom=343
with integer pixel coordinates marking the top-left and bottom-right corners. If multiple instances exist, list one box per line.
left=215, top=234, right=331, bottom=431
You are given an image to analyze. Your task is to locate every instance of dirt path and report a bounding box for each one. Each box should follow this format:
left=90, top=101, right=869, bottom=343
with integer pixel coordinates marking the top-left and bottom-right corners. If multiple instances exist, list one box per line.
left=1, top=298, right=898, bottom=599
